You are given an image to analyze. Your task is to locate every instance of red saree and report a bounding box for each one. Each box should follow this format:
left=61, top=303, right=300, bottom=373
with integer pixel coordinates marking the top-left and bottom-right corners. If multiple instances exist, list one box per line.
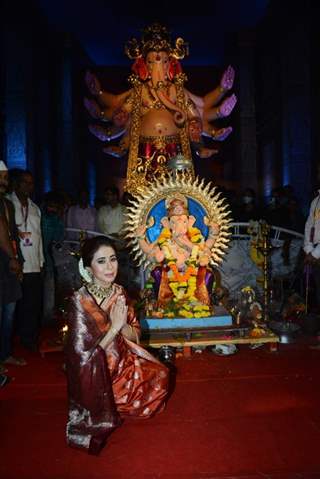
left=65, top=284, right=168, bottom=454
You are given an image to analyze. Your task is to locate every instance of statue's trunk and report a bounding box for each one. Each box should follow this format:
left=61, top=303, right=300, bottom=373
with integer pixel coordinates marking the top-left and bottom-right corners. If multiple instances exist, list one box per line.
left=151, top=66, right=186, bottom=127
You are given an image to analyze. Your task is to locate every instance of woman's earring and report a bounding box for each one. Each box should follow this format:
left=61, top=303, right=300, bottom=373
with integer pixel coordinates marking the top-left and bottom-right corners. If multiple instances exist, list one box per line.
left=78, top=258, right=93, bottom=283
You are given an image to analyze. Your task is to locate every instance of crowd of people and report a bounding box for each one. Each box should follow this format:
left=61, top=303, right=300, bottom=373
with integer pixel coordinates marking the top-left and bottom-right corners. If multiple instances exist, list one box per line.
left=223, top=185, right=306, bottom=233
left=0, top=168, right=314, bottom=357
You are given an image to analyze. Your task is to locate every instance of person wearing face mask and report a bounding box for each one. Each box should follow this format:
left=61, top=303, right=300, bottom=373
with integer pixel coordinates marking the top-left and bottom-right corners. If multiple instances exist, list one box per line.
left=235, top=188, right=260, bottom=222
left=263, top=187, right=291, bottom=229
left=268, top=195, right=276, bottom=207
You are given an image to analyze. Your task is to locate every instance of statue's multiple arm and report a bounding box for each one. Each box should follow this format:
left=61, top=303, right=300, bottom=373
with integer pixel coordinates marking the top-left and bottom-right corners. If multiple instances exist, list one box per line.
left=136, top=225, right=164, bottom=263
left=187, top=65, right=237, bottom=157
left=84, top=71, right=134, bottom=156
left=85, top=71, right=133, bottom=121
left=205, top=222, right=220, bottom=250
left=202, top=65, right=236, bottom=131
left=203, top=65, right=235, bottom=111
left=84, top=64, right=237, bottom=160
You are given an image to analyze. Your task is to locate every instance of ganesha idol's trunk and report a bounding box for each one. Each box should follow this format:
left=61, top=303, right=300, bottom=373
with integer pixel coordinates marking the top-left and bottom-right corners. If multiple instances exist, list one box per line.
left=151, top=65, right=186, bottom=127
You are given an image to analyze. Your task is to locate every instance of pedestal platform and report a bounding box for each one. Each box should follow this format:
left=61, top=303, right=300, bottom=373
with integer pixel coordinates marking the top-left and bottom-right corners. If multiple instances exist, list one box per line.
left=140, top=305, right=279, bottom=356
left=140, top=306, right=233, bottom=331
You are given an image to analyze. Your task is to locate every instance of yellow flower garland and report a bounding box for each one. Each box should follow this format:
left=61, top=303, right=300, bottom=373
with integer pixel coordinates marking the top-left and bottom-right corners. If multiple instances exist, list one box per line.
left=157, top=226, right=211, bottom=316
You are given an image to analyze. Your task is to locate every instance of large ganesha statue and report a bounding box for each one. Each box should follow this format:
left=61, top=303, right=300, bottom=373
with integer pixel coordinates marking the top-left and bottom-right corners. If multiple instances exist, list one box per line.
left=125, top=175, right=232, bottom=318
left=84, top=23, right=237, bottom=194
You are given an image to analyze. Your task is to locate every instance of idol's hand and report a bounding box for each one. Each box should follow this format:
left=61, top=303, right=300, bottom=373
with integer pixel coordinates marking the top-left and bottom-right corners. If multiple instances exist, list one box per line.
left=112, top=108, right=129, bottom=128
left=85, top=71, right=102, bottom=96
left=211, top=126, right=233, bottom=142
left=210, top=222, right=220, bottom=236
left=199, top=253, right=210, bottom=267
left=89, top=124, right=113, bottom=141
left=220, top=65, right=235, bottom=91
left=110, top=295, right=128, bottom=332
left=196, top=147, right=219, bottom=158
left=102, top=145, right=128, bottom=158
left=217, top=94, right=237, bottom=118
left=84, top=98, right=103, bottom=120
left=136, top=224, right=147, bottom=240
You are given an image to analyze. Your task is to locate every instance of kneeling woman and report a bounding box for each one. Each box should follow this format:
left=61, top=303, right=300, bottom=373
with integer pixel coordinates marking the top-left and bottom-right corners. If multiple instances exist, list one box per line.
left=65, top=236, right=169, bottom=454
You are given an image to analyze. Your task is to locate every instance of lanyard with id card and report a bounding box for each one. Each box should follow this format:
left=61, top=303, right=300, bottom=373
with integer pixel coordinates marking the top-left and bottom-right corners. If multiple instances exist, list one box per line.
left=20, top=231, right=33, bottom=247
left=20, top=202, right=33, bottom=247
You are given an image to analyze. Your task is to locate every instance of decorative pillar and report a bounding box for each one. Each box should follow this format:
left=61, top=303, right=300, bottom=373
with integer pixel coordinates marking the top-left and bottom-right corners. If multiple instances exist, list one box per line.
left=280, top=21, right=312, bottom=211
left=3, top=28, right=30, bottom=170
left=55, top=35, right=76, bottom=194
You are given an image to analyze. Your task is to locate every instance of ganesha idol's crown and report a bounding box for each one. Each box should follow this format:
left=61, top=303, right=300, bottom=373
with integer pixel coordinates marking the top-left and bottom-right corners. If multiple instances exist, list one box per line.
left=125, top=23, right=189, bottom=60
left=166, top=194, right=189, bottom=218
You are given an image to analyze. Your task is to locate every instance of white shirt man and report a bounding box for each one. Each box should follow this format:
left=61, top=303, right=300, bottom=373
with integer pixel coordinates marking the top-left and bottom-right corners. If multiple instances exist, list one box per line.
left=97, top=187, right=125, bottom=237
left=97, top=203, right=124, bottom=236
left=8, top=170, right=44, bottom=351
left=9, top=193, right=44, bottom=272
left=304, top=191, right=320, bottom=260
left=66, top=190, right=97, bottom=240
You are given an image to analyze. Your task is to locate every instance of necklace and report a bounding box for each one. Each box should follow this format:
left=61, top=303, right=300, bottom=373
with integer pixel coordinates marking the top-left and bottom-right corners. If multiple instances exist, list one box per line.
left=144, top=83, right=167, bottom=110
left=87, top=282, right=114, bottom=302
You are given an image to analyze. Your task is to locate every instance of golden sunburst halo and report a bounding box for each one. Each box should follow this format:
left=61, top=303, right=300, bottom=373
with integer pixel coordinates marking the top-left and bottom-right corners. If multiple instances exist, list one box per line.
left=124, top=173, right=232, bottom=268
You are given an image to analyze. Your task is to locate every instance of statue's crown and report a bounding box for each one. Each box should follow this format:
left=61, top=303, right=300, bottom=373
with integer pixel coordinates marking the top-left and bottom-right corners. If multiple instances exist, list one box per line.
left=125, top=23, right=189, bottom=60
left=166, top=194, right=189, bottom=217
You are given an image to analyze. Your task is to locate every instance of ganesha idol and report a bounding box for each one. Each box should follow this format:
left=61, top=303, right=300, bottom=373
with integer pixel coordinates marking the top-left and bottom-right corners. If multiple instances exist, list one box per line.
left=125, top=175, right=232, bottom=318
left=84, top=23, right=237, bottom=194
